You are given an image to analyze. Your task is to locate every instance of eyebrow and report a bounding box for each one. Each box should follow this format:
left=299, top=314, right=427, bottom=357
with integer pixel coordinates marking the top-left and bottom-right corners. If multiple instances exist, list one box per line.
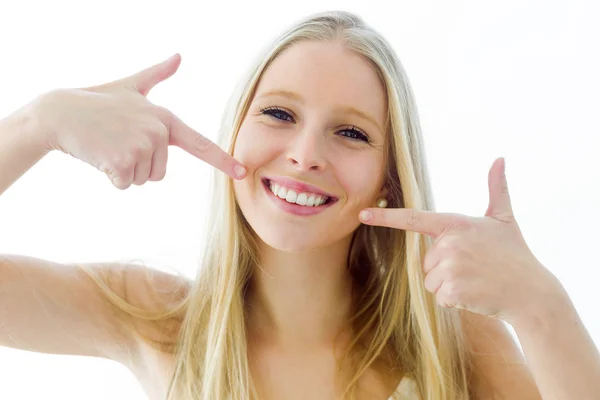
left=257, top=89, right=383, bottom=133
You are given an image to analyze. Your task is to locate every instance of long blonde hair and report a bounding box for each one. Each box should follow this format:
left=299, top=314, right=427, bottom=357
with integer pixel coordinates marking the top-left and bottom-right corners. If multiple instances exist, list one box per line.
left=78, top=10, right=474, bottom=400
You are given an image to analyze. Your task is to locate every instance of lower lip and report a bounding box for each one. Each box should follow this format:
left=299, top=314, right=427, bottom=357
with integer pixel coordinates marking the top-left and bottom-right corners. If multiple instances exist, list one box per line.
left=262, top=180, right=337, bottom=216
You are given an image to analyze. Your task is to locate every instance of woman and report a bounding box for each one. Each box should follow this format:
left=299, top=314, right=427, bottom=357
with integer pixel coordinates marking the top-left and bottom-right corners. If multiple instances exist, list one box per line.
left=1, top=10, right=598, bottom=400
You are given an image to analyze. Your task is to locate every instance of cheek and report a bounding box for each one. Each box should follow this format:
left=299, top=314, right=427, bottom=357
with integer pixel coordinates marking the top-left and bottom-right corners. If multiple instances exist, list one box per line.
left=337, top=155, right=383, bottom=206
left=233, top=123, right=282, bottom=166
left=232, top=124, right=281, bottom=203
left=233, top=124, right=280, bottom=169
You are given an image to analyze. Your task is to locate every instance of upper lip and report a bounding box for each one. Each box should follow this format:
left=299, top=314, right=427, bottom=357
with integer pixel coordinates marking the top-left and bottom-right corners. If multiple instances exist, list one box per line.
left=263, top=176, right=338, bottom=199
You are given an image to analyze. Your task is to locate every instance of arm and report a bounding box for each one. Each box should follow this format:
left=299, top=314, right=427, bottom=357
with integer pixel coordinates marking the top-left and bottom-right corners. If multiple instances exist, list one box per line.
left=461, top=310, right=542, bottom=399
left=0, top=95, right=190, bottom=368
left=0, top=254, right=190, bottom=368
left=0, top=92, right=52, bottom=197
left=0, top=94, right=138, bottom=364
left=462, top=284, right=600, bottom=400
left=0, top=255, right=139, bottom=364
left=509, top=287, right=600, bottom=399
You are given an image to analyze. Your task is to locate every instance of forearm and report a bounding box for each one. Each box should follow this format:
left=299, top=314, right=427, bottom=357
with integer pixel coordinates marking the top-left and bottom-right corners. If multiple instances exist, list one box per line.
left=0, top=95, right=51, bottom=197
left=510, top=287, right=600, bottom=399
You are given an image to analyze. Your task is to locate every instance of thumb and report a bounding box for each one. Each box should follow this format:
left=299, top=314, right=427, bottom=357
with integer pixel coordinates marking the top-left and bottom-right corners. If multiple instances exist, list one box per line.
left=485, top=157, right=515, bottom=223
left=124, top=53, right=182, bottom=97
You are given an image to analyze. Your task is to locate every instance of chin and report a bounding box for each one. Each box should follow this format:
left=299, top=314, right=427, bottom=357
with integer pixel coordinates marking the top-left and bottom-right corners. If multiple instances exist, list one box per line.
left=253, top=225, right=328, bottom=254
left=234, top=181, right=357, bottom=254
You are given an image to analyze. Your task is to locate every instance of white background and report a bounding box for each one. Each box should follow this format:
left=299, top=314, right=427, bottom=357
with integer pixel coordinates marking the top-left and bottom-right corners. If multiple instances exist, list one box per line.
left=0, top=0, right=598, bottom=398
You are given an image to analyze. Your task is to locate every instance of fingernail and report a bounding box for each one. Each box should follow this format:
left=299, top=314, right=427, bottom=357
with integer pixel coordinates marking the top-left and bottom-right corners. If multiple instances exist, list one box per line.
left=235, top=165, right=247, bottom=179
left=359, top=210, right=372, bottom=222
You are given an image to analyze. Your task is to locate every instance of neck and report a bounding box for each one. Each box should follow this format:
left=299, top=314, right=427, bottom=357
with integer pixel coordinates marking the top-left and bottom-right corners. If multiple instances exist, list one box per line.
left=246, top=234, right=355, bottom=350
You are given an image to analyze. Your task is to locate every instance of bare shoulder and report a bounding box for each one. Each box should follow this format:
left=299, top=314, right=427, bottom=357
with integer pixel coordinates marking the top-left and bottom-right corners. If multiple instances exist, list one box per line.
left=99, top=261, right=193, bottom=353
left=78, top=260, right=193, bottom=398
left=0, top=254, right=192, bottom=372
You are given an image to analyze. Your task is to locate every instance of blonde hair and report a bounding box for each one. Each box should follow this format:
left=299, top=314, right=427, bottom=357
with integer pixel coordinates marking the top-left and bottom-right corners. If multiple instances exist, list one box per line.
left=78, top=10, right=474, bottom=400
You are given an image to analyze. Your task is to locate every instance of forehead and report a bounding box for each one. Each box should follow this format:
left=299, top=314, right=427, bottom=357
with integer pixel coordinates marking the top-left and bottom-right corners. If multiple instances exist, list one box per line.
left=254, top=41, right=387, bottom=129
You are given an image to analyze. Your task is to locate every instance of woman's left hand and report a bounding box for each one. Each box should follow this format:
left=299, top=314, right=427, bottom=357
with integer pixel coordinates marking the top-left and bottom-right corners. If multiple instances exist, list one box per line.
left=358, top=157, right=565, bottom=323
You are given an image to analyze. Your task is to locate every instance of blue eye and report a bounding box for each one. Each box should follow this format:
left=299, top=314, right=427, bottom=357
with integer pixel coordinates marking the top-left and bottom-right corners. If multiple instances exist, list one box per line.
left=259, top=107, right=371, bottom=143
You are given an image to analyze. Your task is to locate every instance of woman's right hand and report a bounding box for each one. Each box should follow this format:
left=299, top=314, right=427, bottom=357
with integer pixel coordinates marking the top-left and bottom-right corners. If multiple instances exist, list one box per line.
left=36, top=53, right=247, bottom=190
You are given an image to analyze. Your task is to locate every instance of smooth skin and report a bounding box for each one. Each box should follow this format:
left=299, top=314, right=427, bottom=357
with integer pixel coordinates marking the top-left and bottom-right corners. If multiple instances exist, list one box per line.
left=0, top=54, right=239, bottom=386
left=3, top=50, right=593, bottom=399
left=40, top=53, right=247, bottom=189
left=231, top=40, right=542, bottom=399
left=0, top=51, right=534, bottom=400
left=359, top=157, right=600, bottom=399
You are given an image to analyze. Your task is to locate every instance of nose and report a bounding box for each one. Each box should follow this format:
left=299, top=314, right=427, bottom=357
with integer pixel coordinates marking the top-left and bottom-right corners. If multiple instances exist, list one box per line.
left=286, top=128, right=327, bottom=172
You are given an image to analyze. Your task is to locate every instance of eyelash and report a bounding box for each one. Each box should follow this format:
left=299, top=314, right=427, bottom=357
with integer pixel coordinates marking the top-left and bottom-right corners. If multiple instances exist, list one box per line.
left=259, top=106, right=371, bottom=143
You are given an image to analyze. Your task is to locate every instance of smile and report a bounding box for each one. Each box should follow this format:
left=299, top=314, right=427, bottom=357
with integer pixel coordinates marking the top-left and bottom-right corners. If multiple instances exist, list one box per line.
left=261, top=178, right=338, bottom=216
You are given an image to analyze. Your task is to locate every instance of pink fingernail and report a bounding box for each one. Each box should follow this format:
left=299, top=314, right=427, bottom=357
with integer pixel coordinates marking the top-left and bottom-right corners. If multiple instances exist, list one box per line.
left=235, top=165, right=247, bottom=178
left=359, top=210, right=372, bottom=221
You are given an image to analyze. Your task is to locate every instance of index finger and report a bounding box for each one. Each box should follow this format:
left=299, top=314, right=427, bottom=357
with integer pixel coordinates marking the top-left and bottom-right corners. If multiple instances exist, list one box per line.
left=359, top=208, right=465, bottom=238
left=166, top=112, right=247, bottom=180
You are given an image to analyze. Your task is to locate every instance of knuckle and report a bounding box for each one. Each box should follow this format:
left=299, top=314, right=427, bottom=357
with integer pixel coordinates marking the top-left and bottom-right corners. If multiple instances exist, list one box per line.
left=152, top=106, right=174, bottom=129
left=194, top=134, right=213, bottom=152
left=134, top=140, right=154, bottom=157
left=439, top=236, right=464, bottom=256
left=461, top=217, right=475, bottom=229
left=422, top=252, right=436, bottom=272
left=423, top=274, right=436, bottom=293
left=378, top=210, right=389, bottom=225
left=442, top=262, right=459, bottom=281
left=152, top=105, right=170, bottom=120
left=442, top=281, right=460, bottom=301
left=452, top=214, right=473, bottom=229
left=155, top=123, right=169, bottom=140
left=146, top=134, right=159, bottom=149
left=113, top=154, right=135, bottom=173
left=406, top=210, right=419, bottom=228
left=101, top=160, right=132, bottom=190
left=436, top=238, right=456, bottom=253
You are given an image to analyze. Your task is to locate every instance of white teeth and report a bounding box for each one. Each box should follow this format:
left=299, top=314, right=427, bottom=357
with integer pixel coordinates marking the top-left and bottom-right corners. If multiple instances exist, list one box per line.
left=285, top=190, right=297, bottom=203
left=296, top=192, right=307, bottom=206
left=277, top=185, right=286, bottom=199
left=268, top=181, right=329, bottom=207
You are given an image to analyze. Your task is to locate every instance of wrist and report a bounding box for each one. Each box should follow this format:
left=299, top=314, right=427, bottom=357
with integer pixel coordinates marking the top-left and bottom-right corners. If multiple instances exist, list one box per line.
left=508, top=282, right=573, bottom=332
left=22, top=90, right=60, bottom=154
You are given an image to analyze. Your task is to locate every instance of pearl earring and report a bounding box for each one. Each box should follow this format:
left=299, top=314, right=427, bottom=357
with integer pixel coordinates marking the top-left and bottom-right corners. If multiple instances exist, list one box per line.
left=376, top=197, right=388, bottom=208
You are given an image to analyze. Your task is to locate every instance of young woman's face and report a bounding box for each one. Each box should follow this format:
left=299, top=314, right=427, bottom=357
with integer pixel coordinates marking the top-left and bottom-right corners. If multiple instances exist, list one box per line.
left=233, top=40, right=388, bottom=252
